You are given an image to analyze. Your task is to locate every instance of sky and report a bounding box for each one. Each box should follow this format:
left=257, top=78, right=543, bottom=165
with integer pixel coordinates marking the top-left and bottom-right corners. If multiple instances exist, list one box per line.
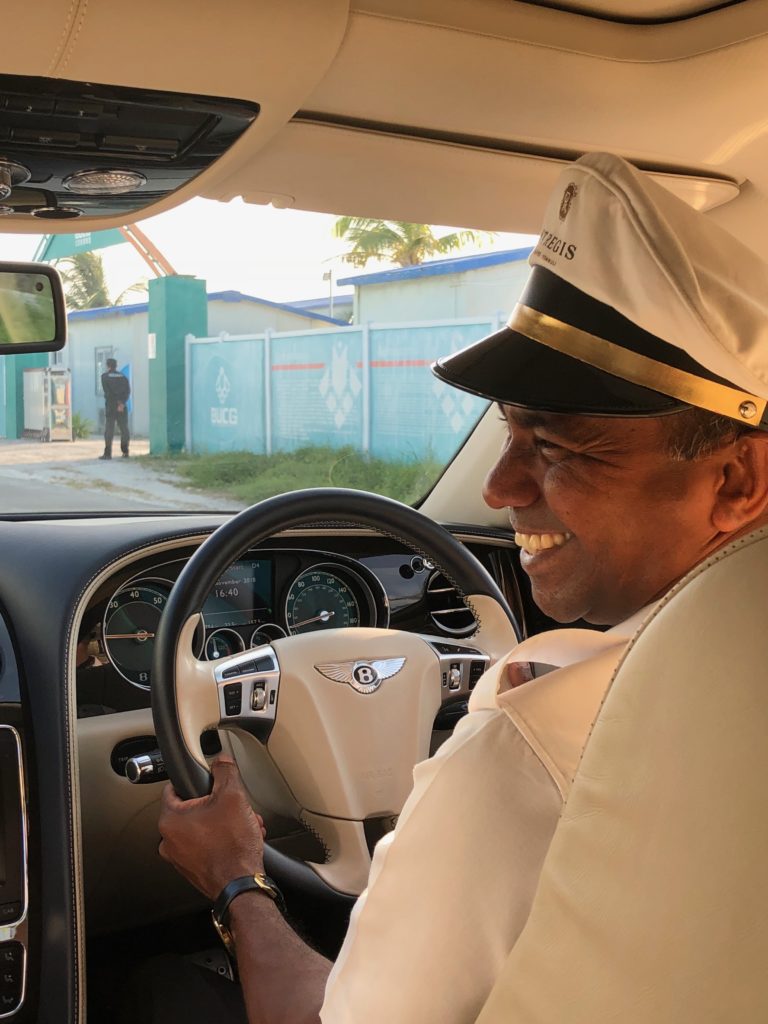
left=0, top=197, right=537, bottom=306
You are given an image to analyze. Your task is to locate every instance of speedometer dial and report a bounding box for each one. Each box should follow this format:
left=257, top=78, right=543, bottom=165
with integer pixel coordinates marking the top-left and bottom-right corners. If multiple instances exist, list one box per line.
left=103, top=581, right=170, bottom=688
left=285, top=566, right=362, bottom=635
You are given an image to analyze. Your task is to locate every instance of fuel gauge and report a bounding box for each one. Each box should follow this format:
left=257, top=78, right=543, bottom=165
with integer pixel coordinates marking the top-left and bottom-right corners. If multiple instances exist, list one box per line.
left=205, top=628, right=245, bottom=661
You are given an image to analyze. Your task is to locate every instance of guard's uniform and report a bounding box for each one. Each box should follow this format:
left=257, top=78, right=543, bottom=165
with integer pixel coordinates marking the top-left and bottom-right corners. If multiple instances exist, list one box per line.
left=101, top=368, right=131, bottom=458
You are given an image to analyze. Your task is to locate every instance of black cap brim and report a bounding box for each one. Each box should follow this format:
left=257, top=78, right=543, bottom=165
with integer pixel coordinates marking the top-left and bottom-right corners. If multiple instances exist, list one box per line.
left=432, top=266, right=738, bottom=418
left=433, top=323, right=684, bottom=416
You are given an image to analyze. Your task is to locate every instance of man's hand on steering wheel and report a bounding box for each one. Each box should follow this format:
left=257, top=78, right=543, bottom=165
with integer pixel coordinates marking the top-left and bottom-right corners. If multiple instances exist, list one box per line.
left=158, top=755, right=267, bottom=900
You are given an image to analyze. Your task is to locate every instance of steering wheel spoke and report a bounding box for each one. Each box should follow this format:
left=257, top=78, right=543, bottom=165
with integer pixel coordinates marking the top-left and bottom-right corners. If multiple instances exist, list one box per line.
left=209, top=643, right=280, bottom=741
left=419, top=634, right=491, bottom=704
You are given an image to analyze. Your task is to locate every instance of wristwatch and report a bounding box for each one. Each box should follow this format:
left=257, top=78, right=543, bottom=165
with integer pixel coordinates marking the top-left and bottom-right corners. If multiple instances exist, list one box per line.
left=211, top=872, right=286, bottom=957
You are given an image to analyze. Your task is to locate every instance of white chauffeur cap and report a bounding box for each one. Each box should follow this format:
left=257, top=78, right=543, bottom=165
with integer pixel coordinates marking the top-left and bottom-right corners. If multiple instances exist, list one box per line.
left=433, top=152, right=768, bottom=430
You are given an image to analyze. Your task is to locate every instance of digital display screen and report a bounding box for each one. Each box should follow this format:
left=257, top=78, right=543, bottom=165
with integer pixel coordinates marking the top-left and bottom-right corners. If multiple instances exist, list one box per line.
left=202, top=559, right=273, bottom=630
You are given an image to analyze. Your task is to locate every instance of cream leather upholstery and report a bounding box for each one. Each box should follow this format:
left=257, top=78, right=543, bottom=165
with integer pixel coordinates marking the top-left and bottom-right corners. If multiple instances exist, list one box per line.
left=475, top=525, right=768, bottom=1023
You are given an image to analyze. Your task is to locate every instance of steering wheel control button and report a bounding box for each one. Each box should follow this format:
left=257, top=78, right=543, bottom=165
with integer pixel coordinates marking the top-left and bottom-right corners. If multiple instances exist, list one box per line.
left=468, top=660, right=486, bottom=689
left=214, top=645, right=280, bottom=731
left=0, top=904, right=20, bottom=926
left=427, top=640, right=490, bottom=702
left=0, top=947, right=20, bottom=967
left=223, top=683, right=243, bottom=716
left=220, top=655, right=274, bottom=680
left=0, top=940, right=23, bottom=1014
left=431, top=642, right=482, bottom=655
left=222, top=661, right=255, bottom=679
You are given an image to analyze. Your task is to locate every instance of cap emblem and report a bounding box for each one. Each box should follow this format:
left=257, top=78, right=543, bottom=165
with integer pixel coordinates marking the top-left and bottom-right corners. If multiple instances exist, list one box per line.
left=559, top=183, right=578, bottom=221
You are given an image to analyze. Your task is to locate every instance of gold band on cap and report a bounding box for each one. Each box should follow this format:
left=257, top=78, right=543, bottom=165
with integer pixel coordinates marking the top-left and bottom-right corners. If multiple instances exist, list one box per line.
left=508, top=303, right=766, bottom=426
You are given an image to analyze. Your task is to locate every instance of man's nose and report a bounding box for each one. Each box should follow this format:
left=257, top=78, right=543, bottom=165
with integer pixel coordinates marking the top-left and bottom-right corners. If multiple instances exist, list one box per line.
left=482, top=446, right=540, bottom=510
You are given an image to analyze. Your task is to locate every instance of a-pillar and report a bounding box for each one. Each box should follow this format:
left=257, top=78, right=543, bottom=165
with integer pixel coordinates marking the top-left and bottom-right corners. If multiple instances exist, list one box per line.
left=148, top=276, right=207, bottom=454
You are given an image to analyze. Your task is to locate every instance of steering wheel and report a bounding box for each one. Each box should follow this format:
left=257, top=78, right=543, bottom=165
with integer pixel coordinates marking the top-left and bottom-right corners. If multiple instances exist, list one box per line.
left=152, top=488, right=518, bottom=895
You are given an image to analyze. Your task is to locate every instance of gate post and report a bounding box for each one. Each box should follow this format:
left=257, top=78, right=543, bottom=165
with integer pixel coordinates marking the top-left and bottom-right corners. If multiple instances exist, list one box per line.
left=148, top=276, right=207, bottom=454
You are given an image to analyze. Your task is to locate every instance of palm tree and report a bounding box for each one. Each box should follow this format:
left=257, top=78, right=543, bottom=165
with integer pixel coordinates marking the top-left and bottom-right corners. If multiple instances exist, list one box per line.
left=55, top=252, right=147, bottom=310
left=334, top=217, right=494, bottom=268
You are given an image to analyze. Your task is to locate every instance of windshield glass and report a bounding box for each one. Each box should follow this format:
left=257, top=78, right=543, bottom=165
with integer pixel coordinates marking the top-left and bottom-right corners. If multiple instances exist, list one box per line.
left=0, top=200, right=534, bottom=514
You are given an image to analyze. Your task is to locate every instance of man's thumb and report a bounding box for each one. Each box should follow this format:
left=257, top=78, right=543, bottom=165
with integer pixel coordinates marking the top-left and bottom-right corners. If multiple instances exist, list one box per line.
left=210, top=756, right=239, bottom=791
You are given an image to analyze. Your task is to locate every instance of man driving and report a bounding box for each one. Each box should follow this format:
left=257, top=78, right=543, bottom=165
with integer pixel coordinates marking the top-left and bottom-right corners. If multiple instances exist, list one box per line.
left=151, top=152, right=768, bottom=1023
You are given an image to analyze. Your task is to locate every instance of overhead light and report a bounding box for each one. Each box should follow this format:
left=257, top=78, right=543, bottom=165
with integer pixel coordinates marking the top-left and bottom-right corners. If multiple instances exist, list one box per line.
left=31, top=206, right=83, bottom=219
left=0, top=160, right=31, bottom=202
left=63, top=168, right=147, bottom=195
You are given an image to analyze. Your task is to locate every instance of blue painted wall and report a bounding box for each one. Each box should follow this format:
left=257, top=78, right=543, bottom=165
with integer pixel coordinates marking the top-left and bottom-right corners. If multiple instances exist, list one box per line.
left=188, top=320, right=493, bottom=464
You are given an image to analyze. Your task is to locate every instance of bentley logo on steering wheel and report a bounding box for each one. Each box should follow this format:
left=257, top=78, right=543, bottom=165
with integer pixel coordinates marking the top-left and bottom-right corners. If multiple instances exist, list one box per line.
left=315, top=658, right=406, bottom=694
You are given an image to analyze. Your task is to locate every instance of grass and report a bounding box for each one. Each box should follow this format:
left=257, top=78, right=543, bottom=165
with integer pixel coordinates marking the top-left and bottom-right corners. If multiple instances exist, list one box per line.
left=140, top=446, right=444, bottom=506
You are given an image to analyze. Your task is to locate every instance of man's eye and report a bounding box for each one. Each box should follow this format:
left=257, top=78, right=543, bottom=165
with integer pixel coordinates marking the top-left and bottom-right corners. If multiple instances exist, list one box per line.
left=534, top=437, right=567, bottom=459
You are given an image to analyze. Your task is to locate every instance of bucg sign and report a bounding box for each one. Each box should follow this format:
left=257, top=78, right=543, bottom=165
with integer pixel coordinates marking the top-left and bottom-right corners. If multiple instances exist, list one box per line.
left=210, top=360, right=239, bottom=428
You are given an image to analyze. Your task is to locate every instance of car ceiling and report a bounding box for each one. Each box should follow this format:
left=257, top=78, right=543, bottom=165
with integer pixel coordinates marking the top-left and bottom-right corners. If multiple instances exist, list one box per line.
left=2, top=0, right=768, bottom=258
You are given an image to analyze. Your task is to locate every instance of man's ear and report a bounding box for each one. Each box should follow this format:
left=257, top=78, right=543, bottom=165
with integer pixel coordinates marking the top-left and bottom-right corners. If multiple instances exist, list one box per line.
left=711, top=434, right=768, bottom=533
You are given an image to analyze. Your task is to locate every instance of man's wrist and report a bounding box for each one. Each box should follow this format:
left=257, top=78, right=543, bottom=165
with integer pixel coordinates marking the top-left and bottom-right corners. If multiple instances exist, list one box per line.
left=213, top=872, right=286, bottom=926
left=229, top=888, right=283, bottom=927
left=211, top=876, right=285, bottom=958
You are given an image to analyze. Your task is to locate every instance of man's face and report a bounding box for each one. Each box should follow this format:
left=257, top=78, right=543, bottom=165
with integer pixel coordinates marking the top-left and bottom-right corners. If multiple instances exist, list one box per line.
left=483, top=407, right=726, bottom=625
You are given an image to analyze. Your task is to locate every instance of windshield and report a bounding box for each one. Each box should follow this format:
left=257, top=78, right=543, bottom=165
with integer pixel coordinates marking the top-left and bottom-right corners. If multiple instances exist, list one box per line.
left=0, top=200, right=534, bottom=514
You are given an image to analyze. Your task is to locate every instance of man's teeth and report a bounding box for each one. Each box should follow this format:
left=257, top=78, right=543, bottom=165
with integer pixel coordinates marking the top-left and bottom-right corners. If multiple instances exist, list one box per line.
left=514, top=531, right=572, bottom=554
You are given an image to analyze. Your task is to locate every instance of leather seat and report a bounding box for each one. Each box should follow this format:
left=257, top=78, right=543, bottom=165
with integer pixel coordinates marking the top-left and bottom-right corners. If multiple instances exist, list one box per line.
left=475, top=525, right=768, bottom=1023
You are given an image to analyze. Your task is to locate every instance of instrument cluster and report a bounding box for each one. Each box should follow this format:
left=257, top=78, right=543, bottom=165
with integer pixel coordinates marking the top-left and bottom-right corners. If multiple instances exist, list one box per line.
left=101, top=548, right=389, bottom=690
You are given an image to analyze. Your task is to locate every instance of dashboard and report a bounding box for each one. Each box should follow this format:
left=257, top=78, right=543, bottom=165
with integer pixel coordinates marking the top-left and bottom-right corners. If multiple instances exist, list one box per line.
left=76, top=531, right=519, bottom=717
left=100, top=549, right=390, bottom=689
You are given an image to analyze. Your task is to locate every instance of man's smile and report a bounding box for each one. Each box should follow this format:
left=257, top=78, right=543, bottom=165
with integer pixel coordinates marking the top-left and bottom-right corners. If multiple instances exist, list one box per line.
left=513, top=530, right=573, bottom=555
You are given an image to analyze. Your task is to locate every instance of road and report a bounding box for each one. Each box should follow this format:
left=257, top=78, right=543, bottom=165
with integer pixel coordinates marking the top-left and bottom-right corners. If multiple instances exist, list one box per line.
left=0, top=437, right=242, bottom=515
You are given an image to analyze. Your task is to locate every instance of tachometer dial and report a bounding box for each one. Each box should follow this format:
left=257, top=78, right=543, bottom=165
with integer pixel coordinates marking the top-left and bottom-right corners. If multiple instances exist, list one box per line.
left=103, top=581, right=170, bottom=688
left=285, top=566, right=362, bottom=635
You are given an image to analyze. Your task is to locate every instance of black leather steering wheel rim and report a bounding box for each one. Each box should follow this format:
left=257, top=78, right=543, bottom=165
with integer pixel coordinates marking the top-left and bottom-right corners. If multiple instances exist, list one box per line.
left=152, top=487, right=516, bottom=800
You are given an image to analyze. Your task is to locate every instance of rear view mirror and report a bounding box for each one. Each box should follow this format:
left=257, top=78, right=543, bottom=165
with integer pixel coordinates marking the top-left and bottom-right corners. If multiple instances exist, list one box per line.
left=0, top=262, right=66, bottom=355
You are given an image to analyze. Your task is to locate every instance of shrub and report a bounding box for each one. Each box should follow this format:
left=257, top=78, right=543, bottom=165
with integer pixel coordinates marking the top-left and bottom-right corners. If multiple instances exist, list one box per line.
left=71, top=412, right=94, bottom=439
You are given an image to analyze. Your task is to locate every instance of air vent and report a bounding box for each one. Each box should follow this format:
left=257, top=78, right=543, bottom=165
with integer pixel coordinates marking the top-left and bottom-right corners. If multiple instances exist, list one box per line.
left=426, top=571, right=477, bottom=636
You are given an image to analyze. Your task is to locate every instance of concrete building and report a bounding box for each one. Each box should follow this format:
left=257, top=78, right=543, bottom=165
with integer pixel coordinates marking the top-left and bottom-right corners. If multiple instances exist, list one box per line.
left=287, top=294, right=353, bottom=322
left=337, top=246, right=533, bottom=324
left=61, top=289, right=346, bottom=437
